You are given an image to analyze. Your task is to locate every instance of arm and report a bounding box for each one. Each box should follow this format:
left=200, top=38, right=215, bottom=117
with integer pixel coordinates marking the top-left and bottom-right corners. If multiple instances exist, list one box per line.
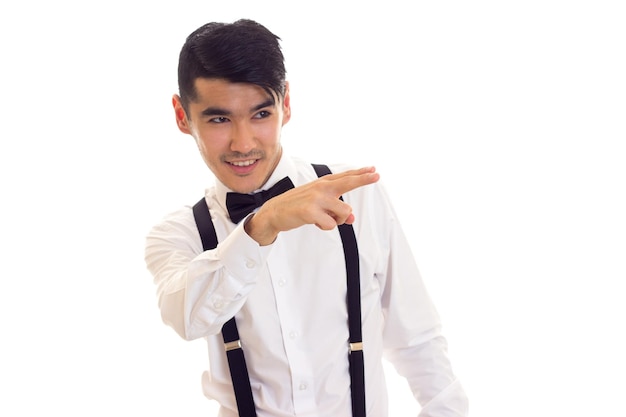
left=144, top=207, right=270, bottom=340
left=376, top=189, right=469, bottom=416
left=145, top=167, right=380, bottom=340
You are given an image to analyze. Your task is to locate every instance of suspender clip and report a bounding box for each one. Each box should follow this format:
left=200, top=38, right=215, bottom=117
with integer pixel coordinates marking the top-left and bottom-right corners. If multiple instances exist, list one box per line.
left=224, top=340, right=242, bottom=352
left=350, top=342, right=363, bottom=352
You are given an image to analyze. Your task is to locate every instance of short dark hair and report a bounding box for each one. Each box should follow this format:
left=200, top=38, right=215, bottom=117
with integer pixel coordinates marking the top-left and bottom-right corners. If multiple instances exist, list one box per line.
left=177, top=19, right=287, bottom=112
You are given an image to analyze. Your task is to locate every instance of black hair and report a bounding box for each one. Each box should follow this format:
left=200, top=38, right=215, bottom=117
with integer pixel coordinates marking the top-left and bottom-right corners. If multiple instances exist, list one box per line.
left=177, top=19, right=287, bottom=113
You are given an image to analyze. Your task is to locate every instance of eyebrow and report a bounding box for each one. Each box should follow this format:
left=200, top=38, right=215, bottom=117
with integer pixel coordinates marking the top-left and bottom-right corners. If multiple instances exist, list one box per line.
left=200, top=98, right=276, bottom=117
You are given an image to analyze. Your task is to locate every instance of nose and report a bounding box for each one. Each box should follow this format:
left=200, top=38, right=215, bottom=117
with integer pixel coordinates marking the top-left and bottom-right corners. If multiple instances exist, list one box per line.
left=230, top=121, right=256, bottom=154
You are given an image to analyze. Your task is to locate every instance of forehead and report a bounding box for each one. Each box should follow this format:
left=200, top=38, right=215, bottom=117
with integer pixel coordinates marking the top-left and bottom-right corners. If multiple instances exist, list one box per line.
left=191, top=78, right=275, bottom=108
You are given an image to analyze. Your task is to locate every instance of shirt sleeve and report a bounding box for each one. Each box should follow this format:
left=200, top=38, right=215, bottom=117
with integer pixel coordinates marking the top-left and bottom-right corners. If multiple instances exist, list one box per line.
left=144, top=208, right=272, bottom=340
left=372, top=185, right=469, bottom=417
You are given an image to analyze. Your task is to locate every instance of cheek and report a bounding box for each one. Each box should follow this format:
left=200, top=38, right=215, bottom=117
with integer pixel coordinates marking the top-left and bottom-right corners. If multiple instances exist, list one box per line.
left=194, top=136, right=220, bottom=167
left=195, top=128, right=228, bottom=154
left=256, top=121, right=282, bottom=145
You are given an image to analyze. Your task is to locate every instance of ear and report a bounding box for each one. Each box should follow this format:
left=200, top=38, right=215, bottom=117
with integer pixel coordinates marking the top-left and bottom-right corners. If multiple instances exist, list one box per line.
left=172, top=94, right=192, bottom=134
left=281, top=81, right=292, bottom=126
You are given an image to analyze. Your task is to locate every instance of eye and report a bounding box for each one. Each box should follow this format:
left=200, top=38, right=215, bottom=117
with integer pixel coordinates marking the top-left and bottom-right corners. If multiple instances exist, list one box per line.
left=209, top=116, right=229, bottom=124
left=253, top=110, right=271, bottom=119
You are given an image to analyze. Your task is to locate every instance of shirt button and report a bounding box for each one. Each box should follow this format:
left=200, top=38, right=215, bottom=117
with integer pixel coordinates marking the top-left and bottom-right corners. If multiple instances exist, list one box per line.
left=289, top=331, right=298, bottom=339
left=278, top=279, right=287, bottom=287
left=245, top=259, right=256, bottom=269
left=213, top=301, right=224, bottom=310
left=299, top=383, right=308, bottom=391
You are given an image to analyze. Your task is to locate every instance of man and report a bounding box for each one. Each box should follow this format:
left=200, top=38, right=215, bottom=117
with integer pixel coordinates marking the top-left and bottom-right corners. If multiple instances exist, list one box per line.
left=145, top=19, right=468, bottom=417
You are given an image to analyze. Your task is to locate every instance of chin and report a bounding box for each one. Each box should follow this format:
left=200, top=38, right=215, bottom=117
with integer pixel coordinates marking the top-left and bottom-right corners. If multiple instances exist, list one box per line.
left=227, top=177, right=263, bottom=194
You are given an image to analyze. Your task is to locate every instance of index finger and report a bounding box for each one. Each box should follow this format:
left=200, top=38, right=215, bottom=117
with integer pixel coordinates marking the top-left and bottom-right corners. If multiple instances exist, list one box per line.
left=323, top=166, right=380, bottom=196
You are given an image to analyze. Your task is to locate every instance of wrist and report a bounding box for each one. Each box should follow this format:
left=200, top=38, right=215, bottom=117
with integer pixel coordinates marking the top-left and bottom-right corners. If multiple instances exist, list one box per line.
left=244, top=213, right=278, bottom=246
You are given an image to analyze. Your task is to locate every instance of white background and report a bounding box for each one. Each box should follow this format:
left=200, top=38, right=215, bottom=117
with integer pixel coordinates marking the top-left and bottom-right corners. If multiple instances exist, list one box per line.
left=1, top=1, right=625, bottom=416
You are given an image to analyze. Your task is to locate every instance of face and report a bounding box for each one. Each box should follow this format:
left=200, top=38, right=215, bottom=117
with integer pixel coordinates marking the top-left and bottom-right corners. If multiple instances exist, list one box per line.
left=173, top=78, right=291, bottom=193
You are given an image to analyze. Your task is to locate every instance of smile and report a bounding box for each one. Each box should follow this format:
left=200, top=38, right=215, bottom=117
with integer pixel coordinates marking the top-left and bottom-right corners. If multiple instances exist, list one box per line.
left=229, top=159, right=257, bottom=167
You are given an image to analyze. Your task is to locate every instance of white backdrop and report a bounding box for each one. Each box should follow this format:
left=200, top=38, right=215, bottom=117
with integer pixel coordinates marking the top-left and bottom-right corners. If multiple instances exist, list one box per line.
left=1, top=1, right=625, bottom=416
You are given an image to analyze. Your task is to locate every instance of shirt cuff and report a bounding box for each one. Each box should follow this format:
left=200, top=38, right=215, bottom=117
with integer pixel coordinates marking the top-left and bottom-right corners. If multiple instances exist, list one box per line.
left=419, top=378, right=469, bottom=417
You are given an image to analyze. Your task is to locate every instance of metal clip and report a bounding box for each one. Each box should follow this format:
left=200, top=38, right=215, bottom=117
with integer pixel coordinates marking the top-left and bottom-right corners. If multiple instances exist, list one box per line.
left=224, top=340, right=242, bottom=352
left=349, top=342, right=363, bottom=352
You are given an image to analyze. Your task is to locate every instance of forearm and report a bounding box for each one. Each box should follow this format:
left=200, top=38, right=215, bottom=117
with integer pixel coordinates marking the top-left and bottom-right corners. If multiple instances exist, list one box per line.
left=385, top=335, right=468, bottom=417
left=145, top=213, right=270, bottom=340
left=152, top=253, right=257, bottom=340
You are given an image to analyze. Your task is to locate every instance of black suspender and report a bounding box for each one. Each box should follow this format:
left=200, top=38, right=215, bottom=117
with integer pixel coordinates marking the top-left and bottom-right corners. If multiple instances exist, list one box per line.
left=192, top=164, right=366, bottom=416
left=193, top=197, right=257, bottom=417
left=311, top=164, right=366, bottom=417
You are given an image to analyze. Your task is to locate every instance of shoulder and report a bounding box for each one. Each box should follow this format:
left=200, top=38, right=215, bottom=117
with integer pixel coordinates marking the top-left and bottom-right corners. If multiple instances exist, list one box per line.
left=146, top=188, right=209, bottom=245
left=146, top=187, right=234, bottom=250
left=146, top=204, right=200, bottom=248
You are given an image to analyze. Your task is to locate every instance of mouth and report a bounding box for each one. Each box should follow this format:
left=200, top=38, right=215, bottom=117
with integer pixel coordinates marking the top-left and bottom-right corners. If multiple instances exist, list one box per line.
left=228, top=159, right=257, bottom=167
left=226, top=158, right=260, bottom=174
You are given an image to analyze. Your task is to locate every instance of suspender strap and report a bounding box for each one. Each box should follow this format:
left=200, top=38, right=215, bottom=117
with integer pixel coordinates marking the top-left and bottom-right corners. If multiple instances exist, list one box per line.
left=192, top=164, right=365, bottom=417
left=192, top=199, right=257, bottom=417
left=222, top=319, right=256, bottom=417
left=312, top=164, right=366, bottom=417
left=193, top=197, right=218, bottom=250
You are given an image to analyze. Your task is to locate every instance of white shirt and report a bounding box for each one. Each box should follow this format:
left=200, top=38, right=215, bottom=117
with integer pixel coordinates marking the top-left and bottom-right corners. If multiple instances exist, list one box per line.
left=145, top=155, right=469, bottom=417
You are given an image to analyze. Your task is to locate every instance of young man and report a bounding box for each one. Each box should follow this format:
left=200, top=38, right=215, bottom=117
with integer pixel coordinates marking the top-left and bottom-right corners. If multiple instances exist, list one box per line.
left=145, top=19, right=468, bottom=417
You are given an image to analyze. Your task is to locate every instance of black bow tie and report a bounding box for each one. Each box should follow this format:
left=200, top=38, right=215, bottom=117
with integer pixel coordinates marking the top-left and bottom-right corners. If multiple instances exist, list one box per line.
left=225, top=176, right=295, bottom=224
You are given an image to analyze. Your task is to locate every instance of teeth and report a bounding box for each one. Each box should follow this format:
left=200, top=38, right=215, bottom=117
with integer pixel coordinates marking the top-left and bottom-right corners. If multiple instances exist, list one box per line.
left=231, top=160, right=255, bottom=167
